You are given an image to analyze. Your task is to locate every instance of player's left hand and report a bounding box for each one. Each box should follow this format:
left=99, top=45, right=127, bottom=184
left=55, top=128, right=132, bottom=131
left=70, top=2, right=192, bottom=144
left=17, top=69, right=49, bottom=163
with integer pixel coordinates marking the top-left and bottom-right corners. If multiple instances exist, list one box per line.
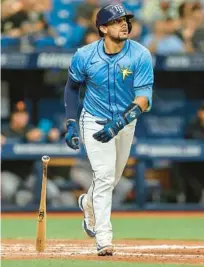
left=65, top=120, right=79, bottom=150
left=93, top=117, right=125, bottom=143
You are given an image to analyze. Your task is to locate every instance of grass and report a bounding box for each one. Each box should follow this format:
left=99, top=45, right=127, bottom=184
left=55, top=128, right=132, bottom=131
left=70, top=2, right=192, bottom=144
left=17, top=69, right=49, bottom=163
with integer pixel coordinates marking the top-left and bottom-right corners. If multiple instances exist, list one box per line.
left=2, top=216, right=204, bottom=240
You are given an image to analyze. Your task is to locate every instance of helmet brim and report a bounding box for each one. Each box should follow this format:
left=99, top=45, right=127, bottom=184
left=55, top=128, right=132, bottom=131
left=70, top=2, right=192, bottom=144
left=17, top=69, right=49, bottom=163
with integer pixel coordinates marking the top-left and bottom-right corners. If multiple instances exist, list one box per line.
left=106, top=13, right=134, bottom=25
left=126, top=14, right=134, bottom=20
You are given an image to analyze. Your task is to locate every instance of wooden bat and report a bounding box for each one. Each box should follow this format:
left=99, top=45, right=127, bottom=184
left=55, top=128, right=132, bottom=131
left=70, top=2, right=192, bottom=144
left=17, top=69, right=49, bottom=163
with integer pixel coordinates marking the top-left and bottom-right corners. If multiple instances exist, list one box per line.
left=36, top=155, right=50, bottom=252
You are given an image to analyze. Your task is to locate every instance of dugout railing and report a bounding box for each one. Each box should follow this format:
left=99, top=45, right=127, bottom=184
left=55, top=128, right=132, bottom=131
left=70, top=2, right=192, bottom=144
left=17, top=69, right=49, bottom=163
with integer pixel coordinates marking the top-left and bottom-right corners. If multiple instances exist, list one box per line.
left=1, top=140, right=204, bottom=212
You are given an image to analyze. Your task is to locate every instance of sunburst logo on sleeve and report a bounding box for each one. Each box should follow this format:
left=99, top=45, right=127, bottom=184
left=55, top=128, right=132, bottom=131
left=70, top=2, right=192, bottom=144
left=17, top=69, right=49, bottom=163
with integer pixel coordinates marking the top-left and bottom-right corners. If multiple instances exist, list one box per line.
left=120, top=65, right=133, bottom=81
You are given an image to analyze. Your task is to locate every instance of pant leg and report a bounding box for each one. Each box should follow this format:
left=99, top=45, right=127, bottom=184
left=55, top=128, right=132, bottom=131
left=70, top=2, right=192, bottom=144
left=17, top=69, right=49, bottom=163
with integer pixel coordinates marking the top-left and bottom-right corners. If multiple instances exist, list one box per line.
left=79, top=109, right=116, bottom=239
left=114, top=120, right=136, bottom=187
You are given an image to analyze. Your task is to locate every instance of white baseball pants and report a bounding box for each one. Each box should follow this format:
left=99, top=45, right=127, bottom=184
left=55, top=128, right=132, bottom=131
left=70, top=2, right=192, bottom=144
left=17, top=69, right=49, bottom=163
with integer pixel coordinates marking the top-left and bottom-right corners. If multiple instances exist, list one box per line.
left=79, top=109, right=136, bottom=243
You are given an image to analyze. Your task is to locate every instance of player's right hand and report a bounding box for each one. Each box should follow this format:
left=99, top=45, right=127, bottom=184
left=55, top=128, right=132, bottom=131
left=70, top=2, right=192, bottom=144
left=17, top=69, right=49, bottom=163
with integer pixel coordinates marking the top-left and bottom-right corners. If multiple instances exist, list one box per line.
left=93, top=117, right=125, bottom=143
left=65, top=120, right=79, bottom=150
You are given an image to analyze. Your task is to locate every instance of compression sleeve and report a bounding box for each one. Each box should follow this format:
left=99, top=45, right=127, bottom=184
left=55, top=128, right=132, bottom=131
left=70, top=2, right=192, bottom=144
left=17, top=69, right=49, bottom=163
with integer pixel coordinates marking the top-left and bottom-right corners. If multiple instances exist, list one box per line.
left=64, top=74, right=81, bottom=120
left=134, top=50, right=153, bottom=111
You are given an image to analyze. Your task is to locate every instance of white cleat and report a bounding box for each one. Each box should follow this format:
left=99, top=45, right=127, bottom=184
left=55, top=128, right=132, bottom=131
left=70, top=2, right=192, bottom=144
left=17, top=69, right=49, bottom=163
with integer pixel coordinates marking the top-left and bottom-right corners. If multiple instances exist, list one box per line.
left=96, top=235, right=113, bottom=256
left=78, top=194, right=95, bottom=238
left=97, top=245, right=114, bottom=256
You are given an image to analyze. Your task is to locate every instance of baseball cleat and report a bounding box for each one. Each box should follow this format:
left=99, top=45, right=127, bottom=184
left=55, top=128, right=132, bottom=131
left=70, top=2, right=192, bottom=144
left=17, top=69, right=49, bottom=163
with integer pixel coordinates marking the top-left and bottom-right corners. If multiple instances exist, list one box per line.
left=78, top=194, right=95, bottom=238
left=97, top=245, right=114, bottom=256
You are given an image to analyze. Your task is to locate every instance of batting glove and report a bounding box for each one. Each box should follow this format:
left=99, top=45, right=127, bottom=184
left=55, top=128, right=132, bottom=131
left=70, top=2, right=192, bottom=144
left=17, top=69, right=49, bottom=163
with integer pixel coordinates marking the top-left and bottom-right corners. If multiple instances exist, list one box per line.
left=93, top=117, right=125, bottom=143
left=65, top=119, right=79, bottom=150
left=93, top=103, right=143, bottom=143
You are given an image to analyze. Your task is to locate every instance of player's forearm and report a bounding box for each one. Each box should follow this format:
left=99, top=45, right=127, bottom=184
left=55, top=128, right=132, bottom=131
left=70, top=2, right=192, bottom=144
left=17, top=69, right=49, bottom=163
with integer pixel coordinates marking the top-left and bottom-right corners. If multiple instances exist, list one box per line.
left=64, top=75, right=81, bottom=120
left=133, top=96, right=149, bottom=112
left=122, top=97, right=149, bottom=126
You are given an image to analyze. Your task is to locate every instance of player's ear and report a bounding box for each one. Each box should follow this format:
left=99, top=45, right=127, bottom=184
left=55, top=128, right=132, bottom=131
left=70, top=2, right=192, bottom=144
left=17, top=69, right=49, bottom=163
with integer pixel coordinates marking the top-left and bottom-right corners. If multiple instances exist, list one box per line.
left=99, top=25, right=107, bottom=35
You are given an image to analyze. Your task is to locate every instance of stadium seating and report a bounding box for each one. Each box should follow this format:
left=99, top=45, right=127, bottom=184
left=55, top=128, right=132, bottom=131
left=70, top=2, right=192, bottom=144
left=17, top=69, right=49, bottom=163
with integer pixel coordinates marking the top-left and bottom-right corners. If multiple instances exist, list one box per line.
left=123, top=0, right=143, bottom=17
left=2, top=0, right=144, bottom=51
left=1, top=36, right=20, bottom=51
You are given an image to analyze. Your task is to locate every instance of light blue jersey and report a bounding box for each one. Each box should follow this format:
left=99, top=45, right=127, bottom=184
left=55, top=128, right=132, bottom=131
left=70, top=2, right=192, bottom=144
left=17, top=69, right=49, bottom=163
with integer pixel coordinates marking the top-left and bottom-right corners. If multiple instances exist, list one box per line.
left=69, top=39, right=153, bottom=120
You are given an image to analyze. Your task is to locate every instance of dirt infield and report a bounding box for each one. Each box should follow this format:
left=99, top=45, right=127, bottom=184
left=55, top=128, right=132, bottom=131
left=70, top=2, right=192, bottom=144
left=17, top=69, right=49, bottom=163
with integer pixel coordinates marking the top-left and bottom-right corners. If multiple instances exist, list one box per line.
left=2, top=239, right=204, bottom=264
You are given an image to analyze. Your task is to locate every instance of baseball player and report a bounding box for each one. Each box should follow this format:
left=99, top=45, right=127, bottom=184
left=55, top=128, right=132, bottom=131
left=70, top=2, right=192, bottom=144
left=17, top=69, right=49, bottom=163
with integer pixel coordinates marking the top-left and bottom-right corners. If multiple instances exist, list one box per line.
left=64, top=4, right=153, bottom=256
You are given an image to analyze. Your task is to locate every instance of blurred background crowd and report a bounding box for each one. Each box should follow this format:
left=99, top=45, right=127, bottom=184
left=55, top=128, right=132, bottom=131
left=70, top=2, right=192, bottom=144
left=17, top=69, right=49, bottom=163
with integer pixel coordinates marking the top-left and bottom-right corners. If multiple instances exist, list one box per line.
left=1, top=0, right=204, bottom=54
left=1, top=0, right=204, bottom=210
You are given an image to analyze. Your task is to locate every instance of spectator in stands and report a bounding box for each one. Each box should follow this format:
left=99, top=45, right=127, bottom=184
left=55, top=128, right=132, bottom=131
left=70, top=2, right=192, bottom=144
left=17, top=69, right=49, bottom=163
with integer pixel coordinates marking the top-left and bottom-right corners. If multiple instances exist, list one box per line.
left=175, top=2, right=199, bottom=53
left=142, top=19, right=186, bottom=55
left=191, top=2, right=204, bottom=27
left=37, top=118, right=61, bottom=143
left=47, top=128, right=61, bottom=143
left=171, top=102, right=204, bottom=203
left=1, top=0, right=20, bottom=20
left=191, top=3, right=204, bottom=52
left=177, top=1, right=196, bottom=22
left=1, top=0, right=30, bottom=37
left=20, top=0, right=55, bottom=38
left=1, top=101, right=61, bottom=207
left=83, top=28, right=99, bottom=45
left=1, top=101, right=43, bottom=143
left=175, top=1, right=204, bottom=53
left=141, top=0, right=203, bottom=54
left=1, top=0, right=55, bottom=50
left=1, top=0, right=50, bottom=20
left=128, top=18, right=149, bottom=43
left=141, top=0, right=184, bottom=25
left=1, top=101, right=42, bottom=205
left=185, top=101, right=204, bottom=140
left=75, top=0, right=100, bottom=28
left=80, top=6, right=100, bottom=45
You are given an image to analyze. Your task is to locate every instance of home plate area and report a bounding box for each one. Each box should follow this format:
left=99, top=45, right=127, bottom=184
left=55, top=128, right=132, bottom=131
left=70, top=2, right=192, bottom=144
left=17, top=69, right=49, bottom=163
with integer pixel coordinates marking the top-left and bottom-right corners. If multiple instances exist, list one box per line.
left=2, top=239, right=204, bottom=264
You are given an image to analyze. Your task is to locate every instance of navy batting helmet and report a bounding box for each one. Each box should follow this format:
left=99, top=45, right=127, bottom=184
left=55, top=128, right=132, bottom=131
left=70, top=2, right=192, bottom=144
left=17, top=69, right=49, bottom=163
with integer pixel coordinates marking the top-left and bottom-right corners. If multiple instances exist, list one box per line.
left=96, top=4, right=134, bottom=37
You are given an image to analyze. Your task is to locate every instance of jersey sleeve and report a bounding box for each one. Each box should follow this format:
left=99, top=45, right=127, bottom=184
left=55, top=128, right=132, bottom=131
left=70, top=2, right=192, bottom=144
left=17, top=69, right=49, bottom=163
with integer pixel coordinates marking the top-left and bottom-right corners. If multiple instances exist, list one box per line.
left=69, top=49, right=86, bottom=83
left=134, top=49, right=154, bottom=111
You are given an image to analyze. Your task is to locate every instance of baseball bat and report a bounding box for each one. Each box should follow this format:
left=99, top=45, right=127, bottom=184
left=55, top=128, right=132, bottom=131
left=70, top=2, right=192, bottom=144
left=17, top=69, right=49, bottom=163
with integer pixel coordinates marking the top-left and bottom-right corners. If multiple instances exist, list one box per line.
left=36, top=155, right=50, bottom=252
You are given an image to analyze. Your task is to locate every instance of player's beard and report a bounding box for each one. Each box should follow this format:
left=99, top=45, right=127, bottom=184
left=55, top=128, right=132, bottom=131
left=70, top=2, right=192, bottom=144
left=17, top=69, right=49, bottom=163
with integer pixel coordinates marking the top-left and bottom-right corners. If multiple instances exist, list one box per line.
left=109, top=33, right=128, bottom=43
